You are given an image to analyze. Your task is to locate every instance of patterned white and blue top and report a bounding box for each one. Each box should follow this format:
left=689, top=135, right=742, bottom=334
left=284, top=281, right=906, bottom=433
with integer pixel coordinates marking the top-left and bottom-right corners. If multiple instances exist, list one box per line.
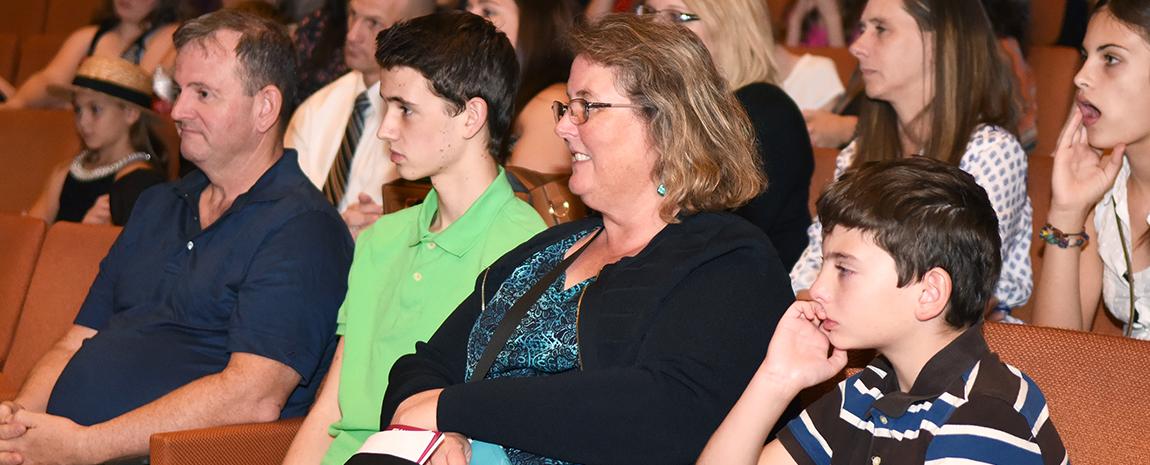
left=790, top=124, right=1034, bottom=309
left=465, top=228, right=597, bottom=465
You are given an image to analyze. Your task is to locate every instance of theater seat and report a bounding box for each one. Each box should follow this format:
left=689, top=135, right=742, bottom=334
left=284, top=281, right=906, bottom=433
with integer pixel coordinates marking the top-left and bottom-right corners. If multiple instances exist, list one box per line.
left=0, top=34, right=18, bottom=84
left=0, top=222, right=118, bottom=397
left=0, top=0, right=49, bottom=35
left=1030, top=46, right=1080, bottom=157
left=0, top=214, right=47, bottom=365
left=42, top=0, right=105, bottom=34
left=808, top=147, right=839, bottom=217
left=800, top=323, right=1150, bottom=465
left=766, top=0, right=796, bottom=38
left=983, top=322, right=1150, bottom=464
left=150, top=418, right=303, bottom=465
left=14, top=33, right=68, bottom=85
left=1031, top=0, right=1068, bottom=47
left=381, top=167, right=588, bottom=227
left=0, top=109, right=81, bottom=215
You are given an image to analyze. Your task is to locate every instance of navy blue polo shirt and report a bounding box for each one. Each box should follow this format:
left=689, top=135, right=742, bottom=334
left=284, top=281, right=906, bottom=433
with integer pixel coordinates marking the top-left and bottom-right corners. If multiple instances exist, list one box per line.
left=47, top=150, right=354, bottom=426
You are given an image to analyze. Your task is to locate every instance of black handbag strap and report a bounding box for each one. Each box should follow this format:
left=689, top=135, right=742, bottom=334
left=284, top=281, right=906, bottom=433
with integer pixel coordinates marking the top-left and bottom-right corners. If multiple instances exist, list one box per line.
left=469, top=227, right=602, bottom=383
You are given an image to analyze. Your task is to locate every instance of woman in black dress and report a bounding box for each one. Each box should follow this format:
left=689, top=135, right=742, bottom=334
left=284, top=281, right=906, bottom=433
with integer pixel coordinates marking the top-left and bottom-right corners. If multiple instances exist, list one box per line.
left=634, top=0, right=814, bottom=269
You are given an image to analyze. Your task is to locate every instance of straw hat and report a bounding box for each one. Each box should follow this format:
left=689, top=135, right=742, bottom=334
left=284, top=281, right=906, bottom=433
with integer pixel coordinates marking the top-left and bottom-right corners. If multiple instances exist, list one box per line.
left=49, top=56, right=155, bottom=110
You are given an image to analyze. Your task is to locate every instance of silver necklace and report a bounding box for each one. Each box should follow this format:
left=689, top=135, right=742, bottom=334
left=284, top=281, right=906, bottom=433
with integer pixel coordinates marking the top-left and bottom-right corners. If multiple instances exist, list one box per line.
left=69, top=151, right=151, bottom=181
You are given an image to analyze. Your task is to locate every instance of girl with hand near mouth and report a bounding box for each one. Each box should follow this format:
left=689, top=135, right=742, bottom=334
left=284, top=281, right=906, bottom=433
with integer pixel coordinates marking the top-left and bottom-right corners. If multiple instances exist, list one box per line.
left=1033, top=0, right=1150, bottom=339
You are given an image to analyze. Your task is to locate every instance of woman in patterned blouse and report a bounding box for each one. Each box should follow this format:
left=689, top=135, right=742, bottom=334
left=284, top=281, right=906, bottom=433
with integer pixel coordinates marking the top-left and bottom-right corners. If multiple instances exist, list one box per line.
left=790, top=0, right=1033, bottom=318
left=382, top=14, right=796, bottom=465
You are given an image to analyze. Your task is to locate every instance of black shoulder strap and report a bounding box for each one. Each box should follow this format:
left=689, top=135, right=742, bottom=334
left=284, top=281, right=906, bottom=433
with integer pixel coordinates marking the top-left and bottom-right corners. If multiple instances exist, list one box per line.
left=87, top=20, right=117, bottom=56
left=469, top=228, right=602, bottom=383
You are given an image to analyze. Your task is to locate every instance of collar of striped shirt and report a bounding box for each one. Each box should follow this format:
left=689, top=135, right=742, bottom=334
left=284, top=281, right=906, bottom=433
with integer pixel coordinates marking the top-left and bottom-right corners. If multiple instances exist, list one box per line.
left=866, top=325, right=988, bottom=417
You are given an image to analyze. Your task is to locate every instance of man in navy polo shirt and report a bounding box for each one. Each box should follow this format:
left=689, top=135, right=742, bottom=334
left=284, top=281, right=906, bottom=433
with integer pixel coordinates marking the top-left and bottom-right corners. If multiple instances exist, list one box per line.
left=0, top=10, right=352, bottom=465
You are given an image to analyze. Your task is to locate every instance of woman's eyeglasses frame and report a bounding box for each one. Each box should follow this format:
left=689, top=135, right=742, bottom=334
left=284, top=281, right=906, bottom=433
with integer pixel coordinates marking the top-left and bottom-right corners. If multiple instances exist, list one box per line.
left=634, top=4, right=701, bottom=23
left=552, top=98, right=647, bottom=125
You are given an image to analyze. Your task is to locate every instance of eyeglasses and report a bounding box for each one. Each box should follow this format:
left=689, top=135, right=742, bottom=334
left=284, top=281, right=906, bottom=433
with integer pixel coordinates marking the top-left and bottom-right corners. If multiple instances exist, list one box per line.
left=552, top=98, right=646, bottom=125
left=634, top=4, right=700, bottom=23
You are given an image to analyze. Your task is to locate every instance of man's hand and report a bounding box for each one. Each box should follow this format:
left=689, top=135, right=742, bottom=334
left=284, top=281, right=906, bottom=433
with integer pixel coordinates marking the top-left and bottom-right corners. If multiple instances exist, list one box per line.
left=341, top=193, right=383, bottom=239
left=0, top=402, right=22, bottom=425
left=428, top=433, right=470, bottom=465
left=81, top=195, right=111, bottom=225
left=0, top=410, right=92, bottom=465
left=391, top=389, right=442, bottom=431
left=0, top=402, right=27, bottom=442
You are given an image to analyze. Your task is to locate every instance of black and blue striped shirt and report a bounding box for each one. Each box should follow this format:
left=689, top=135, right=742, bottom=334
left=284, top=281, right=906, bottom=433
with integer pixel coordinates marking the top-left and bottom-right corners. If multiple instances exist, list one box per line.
left=779, top=326, right=1068, bottom=465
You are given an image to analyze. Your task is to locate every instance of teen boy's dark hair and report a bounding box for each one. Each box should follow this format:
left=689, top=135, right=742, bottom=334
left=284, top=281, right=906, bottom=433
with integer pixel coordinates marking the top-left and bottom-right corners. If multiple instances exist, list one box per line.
left=816, top=157, right=1002, bottom=328
left=375, top=11, right=519, bottom=163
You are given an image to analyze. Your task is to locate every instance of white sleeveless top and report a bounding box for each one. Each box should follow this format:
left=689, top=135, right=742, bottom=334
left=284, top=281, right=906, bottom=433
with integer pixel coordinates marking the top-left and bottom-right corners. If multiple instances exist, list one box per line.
left=1094, top=158, right=1150, bottom=339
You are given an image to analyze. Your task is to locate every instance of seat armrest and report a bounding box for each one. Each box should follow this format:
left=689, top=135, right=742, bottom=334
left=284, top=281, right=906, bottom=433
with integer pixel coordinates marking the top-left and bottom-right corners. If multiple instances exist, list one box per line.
left=149, top=417, right=303, bottom=465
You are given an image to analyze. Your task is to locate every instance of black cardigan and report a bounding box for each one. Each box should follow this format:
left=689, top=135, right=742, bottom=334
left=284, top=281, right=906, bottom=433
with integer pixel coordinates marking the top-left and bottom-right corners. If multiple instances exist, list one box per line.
left=732, top=82, right=814, bottom=270
left=380, top=212, right=796, bottom=465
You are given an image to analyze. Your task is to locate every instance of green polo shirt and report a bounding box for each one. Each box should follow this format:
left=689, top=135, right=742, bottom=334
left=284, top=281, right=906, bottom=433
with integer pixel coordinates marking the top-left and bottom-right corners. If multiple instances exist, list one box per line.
left=321, top=169, right=545, bottom=465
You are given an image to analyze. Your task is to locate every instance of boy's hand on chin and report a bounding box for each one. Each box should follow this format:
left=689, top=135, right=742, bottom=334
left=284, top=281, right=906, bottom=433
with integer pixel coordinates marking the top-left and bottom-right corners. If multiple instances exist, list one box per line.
left=761, top=301, right=848, bottom=395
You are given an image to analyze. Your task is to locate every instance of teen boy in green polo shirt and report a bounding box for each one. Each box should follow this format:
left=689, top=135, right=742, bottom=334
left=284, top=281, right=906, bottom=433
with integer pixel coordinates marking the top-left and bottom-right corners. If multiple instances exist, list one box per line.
left=281, top=12, right=546, bottom=465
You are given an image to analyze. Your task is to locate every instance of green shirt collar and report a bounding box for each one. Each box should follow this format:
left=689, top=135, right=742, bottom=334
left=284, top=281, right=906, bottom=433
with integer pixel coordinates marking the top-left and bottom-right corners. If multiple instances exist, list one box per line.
left=410, top=167, right=520, bottom=257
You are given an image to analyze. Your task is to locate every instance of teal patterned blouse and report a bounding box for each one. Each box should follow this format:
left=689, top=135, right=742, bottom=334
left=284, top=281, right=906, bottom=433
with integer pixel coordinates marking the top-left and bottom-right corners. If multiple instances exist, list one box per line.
left=465, top=228, right=597, bottom=465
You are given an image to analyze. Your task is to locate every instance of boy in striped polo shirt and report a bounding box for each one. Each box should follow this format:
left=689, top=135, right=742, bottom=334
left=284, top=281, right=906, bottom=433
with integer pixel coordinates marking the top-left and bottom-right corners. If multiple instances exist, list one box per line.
left=699, top=158, right=1068, bottom=465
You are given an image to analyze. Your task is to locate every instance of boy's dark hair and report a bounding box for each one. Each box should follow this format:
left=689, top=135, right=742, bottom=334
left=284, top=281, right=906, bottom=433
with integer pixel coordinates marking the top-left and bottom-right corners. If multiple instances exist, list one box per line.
left=174, top=9, right=298, bottom=129
left=375, top=11, right=519, bottom=164
left=817, top=157, right=1002, bottom=329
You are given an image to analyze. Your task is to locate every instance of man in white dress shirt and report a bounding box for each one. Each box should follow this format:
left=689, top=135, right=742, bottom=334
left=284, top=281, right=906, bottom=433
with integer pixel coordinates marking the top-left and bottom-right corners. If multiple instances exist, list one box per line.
left=285, top=0, right=434, bottom=236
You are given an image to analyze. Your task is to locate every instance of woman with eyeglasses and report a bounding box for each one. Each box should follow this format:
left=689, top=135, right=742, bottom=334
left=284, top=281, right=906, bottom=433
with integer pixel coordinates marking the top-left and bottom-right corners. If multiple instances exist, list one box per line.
left=636, top=0, right=843, bottom=112
left=636, top=0, right=815, bottom=270
left=381, top=14, right=795, bottom=465
left=789, top=0, right=1032, bottom=320
left=1033, top=0, right=1150, bottom=340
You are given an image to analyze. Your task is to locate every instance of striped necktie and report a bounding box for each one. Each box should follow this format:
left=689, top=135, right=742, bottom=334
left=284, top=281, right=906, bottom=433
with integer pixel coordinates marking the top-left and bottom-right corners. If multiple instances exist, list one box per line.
left=323, top=91, right=372, bottom=206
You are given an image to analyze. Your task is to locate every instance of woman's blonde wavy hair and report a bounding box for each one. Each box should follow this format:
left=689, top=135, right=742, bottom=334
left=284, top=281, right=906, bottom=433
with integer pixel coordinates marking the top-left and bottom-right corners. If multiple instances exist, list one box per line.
left=681, top=0, right=781, bottom=88
left=570, top=14, right=765, bottom=223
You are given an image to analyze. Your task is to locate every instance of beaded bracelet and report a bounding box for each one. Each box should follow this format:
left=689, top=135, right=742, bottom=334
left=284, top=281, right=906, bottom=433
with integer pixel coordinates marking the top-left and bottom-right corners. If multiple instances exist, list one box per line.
left=1039, top=223, right=1089, bottom=248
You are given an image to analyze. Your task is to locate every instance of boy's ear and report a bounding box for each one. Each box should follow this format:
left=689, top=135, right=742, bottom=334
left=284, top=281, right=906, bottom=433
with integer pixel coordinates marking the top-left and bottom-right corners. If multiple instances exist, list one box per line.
left=459, top=96, right=489, bottom=141
left=914, top=267, right=952, bottom=322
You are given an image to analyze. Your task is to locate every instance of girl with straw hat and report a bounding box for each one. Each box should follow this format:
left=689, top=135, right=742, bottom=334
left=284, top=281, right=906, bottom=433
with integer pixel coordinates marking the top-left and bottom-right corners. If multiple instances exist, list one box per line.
left=26, top=56, right=168, bottom=226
